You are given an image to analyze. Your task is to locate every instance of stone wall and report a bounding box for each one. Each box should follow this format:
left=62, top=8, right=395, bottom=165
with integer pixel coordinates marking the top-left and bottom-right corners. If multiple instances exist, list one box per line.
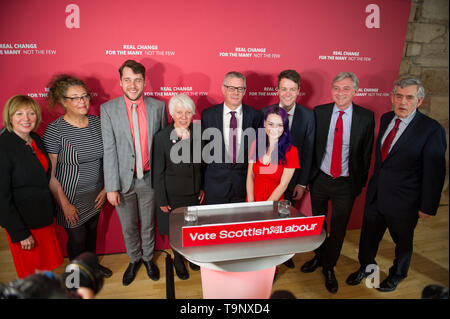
left=399, top=0, right=449, bottom=203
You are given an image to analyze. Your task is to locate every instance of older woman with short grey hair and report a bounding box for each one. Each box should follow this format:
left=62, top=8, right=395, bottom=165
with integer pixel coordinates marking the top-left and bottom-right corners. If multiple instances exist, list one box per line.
left=153, top=94, right=204, bottom=280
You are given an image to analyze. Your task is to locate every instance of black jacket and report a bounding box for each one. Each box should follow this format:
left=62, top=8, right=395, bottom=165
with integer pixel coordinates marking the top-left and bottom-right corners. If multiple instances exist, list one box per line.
left=312, top=103, right=375, bottom=197
left=0, top=130, right=54, bottom=242
left=201, top=103, right=263, bottom=202
left=153, top=123, right=202, bottom=207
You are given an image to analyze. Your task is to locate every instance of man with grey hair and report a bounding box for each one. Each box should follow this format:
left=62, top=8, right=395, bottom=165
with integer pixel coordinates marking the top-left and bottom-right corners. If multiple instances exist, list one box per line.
left=300, top=72, right=375, bottom=294
left=346, top=78, right=446, bottom=292
left=201, top=71, right=262, bottom=204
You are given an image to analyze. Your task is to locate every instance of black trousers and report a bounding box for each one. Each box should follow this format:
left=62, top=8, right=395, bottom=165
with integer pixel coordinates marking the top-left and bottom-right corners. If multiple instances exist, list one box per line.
left=310, top=171, right=356, bottom=270
left=65, top=214, right=100, bottom=261
left=357, top=201, right=418, bottom=279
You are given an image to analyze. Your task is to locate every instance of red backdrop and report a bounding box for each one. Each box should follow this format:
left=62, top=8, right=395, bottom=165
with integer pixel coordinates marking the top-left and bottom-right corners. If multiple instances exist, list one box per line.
left=0, top=0, right=411, bottom=255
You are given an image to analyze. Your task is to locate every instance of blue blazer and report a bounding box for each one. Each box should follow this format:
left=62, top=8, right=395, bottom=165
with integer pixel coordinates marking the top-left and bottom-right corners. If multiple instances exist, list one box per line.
left=365, top=110, right=447, bottom=216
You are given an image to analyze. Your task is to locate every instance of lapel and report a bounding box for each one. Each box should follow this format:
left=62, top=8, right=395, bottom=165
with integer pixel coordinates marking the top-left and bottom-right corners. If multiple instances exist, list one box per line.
left=349, top=104, right=361, bottom=149
left=385, top=110, right=422, bottom=161
left=116, top=96, right=134, bottom=150
left=144, top=97, right=154, bottom=152
left=238, top=104, right=253, bottom=157
left=377, top=112, right=395, bottom=153
left=319, top=104, right=333, bottom=151
left=290, top=104, right=301, bottom=136
left=215, top=104, right=227, bottom=161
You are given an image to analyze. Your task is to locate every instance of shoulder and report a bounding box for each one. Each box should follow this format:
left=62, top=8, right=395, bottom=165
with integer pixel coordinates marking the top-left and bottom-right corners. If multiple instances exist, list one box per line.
left=353, top=104, right=374, bottom=117
left=242, top=104, right=260, bottom=114
left=100, top=96, right=124, bottom=110
left=295, top=104, right=313, bottom=115
left=155, top=124, right=172, bottom=139
left=415, top=111, right=445, bottom=133
left=380, top=111, right=394, bottom=122
left=262, top=104, right=277, bottom=114
left=202, top=103, right=222, bottom=115
left=87, top=114, right=101, bottom=125
left=314, top=103, right=333, bottom=112
left=0, top=130, right=14, bottom=147
left=144, top=97, right=165, bottom=108
left=43, top=117, right=63, bottom=135
left=288, top=145, right=298, bottom=154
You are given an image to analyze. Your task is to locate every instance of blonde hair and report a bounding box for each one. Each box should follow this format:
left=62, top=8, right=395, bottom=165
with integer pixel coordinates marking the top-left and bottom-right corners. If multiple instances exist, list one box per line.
left=2, top=95, right=42, bottom=132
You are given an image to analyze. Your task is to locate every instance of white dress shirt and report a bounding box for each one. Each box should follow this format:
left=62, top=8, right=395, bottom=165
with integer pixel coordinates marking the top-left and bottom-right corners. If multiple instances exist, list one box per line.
left=223, top=103, right=243, bottom=158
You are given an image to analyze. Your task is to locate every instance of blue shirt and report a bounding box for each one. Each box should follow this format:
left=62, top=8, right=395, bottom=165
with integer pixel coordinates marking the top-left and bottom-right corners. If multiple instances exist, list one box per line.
left=381, top=110, right=416, bottom=153
left=320, top=104, right=353, bottom=177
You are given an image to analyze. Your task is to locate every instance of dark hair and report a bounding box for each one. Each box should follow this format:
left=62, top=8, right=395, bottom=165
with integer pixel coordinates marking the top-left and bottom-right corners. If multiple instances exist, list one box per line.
left=278, top=70, right=301, bottom=88
left=47, top=74, right=89, bottom=111
left=255, top=106, right=293, bottom=165
left=119, top=60, right=146, bottom=79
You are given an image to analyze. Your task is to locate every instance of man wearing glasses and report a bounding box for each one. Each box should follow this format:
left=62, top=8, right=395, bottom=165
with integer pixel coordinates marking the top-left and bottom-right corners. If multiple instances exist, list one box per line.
left=201, top=71, right=262, bottom=204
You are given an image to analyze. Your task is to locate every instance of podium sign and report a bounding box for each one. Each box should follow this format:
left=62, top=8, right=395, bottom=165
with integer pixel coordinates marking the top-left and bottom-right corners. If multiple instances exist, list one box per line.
left=182, top=215, right=324, bottom=248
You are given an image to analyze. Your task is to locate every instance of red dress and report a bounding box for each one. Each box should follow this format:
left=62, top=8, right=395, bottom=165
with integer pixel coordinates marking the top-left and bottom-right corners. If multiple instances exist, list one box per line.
left=6, top=140, right=63, bottom=279
left=250, top=142, right=300, bottom=201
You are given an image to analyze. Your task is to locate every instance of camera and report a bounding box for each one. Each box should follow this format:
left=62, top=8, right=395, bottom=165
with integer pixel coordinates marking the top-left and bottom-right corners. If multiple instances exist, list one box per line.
left=0, top=252, right=104, bottom=299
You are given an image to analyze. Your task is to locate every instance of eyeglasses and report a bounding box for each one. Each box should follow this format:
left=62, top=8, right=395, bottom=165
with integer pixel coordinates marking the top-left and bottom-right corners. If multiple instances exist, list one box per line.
left=224, top=85, right=246, bottom=93
left=63, top=94, right=91, bottom=103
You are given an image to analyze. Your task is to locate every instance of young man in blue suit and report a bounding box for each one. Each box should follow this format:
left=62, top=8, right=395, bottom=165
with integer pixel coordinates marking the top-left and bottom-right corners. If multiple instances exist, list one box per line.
left=346, top=78, right=447, bottom=292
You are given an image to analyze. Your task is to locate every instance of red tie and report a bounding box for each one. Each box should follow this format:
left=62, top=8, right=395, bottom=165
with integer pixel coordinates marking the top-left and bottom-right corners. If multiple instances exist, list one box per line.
left=330, top=111, right=344, bottom=178
left=380, top=118, right=401, bottom=162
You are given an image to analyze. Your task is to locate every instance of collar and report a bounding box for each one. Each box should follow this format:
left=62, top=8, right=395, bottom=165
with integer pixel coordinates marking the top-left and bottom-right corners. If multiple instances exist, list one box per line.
left=394, top=109, right=416, bottom=125
left=124, top=95, right=145, bottom=110
left=223, top=103, right=243, bottom=116
left=333, top=103, right=353, bottom=115
left=279, top=103, right=295, bottom=117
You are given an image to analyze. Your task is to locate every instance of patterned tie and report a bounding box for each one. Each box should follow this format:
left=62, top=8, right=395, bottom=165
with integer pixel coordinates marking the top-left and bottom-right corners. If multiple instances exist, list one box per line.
left=330, top=111, right=344, bottom=178
left=380, top=118, right=401, bottom=162
left=229, top=111, right=237, bottom=164
left=132, top=103, right=144, bottom=179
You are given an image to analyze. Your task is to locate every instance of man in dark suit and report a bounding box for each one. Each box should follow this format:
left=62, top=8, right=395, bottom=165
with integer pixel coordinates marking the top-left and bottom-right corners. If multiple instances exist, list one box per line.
left=346, top=78, right=447, bottom=292
left=262, top=69, right=315, bottom=268
left=201, top=71, right=262, bottom=204
left=300, top=72, right=375, bottom=293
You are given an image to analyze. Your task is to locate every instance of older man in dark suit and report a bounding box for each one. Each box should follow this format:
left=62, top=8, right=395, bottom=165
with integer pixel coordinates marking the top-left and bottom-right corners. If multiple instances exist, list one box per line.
left=201, top=71, right=262, bottom=204
left=346, top=78, right=447, bottom=292
left=300, top=72, right=375, bottom=293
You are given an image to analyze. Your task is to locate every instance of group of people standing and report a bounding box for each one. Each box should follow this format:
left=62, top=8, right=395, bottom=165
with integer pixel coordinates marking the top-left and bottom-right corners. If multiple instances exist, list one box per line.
left=0, top=59, right=446, bottom=297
